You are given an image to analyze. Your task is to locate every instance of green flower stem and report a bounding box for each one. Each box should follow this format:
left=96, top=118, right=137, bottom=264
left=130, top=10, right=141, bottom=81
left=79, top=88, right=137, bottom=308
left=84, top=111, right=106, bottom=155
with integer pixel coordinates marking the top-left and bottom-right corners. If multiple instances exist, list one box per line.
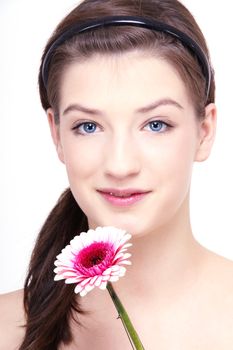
left=107, top=282, right=145, bottom=350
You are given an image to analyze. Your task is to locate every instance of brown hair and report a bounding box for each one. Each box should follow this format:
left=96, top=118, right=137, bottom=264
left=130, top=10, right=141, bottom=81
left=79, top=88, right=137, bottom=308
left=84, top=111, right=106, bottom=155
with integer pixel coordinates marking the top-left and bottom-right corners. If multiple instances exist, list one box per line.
left=21, top=1, right=215, bottom=348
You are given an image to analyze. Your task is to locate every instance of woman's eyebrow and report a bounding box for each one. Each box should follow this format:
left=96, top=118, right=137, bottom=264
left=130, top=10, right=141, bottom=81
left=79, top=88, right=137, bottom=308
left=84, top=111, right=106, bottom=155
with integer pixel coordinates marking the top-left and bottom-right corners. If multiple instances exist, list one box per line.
left=62, top=104, right=104, bottom=116
left=62, top=98, right=183, bottom=116
left=136, top=98, right=184, bottom=113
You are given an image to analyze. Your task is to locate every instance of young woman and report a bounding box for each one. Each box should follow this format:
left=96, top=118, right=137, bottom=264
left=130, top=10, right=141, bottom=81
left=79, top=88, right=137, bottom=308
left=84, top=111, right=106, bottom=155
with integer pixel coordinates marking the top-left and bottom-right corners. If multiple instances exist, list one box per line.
left=1, top=0, right=233, bottom=349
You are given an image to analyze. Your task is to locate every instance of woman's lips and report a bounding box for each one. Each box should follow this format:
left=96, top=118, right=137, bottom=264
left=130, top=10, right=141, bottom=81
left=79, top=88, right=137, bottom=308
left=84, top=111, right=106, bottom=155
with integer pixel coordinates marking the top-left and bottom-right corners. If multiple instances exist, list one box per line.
left=97, top=190, right=150, bottom=207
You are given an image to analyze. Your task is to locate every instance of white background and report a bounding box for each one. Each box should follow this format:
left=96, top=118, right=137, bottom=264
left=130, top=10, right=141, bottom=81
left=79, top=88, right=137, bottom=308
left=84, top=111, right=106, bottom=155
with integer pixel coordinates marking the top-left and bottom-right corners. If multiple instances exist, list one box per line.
left=0, top=1, right=232, bottom=294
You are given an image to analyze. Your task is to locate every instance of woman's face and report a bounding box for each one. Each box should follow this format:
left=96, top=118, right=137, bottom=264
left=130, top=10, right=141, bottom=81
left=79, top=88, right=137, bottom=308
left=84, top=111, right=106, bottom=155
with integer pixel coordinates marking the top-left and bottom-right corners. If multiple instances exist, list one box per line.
left=48, top=51, right=216, bottom=237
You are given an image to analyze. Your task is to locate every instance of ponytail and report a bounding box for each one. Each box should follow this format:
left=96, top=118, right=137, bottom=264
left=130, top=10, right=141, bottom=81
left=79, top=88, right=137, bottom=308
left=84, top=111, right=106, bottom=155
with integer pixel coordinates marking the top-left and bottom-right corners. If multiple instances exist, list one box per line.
left=19, top=188, right=88, bottom=349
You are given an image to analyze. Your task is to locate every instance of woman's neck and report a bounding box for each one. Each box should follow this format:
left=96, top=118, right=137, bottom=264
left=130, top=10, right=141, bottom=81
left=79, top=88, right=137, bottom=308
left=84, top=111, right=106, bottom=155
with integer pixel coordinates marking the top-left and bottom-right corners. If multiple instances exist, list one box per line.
left=113, top=195, right=207, bottom=304
left=72, top=196, right=212, bottom=349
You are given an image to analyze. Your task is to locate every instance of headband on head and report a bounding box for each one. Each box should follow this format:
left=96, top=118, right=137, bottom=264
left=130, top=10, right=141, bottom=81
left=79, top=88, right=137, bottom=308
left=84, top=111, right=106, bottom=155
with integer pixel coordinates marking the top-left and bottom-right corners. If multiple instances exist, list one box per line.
left=41, top=15, right=211, bottom=100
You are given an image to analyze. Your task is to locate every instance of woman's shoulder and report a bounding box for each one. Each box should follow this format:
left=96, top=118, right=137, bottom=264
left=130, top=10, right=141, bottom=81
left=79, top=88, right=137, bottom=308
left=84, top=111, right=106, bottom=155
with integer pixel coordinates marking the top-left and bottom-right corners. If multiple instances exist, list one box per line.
left=172, top=250, right=233, bottom=348
left=0, top=289, right=25, bottom=350
left=202, top=251, right=233, bottom=335
left=205, top=251, right=233, bottom=285
left=203, top=251, right=233, bottom=297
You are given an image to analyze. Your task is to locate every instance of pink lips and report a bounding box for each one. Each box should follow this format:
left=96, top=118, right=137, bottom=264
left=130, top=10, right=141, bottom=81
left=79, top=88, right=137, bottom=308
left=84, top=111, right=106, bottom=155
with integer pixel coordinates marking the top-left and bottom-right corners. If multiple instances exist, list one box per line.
left=97, top=188, right=150, bottom=207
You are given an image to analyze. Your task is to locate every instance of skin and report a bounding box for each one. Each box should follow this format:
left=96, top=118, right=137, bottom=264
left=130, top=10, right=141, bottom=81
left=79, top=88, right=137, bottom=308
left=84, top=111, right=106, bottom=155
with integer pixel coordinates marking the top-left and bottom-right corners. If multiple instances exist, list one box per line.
left=50, top=52, right=214, bottom=237
left=1, top=51, right=233, bottom=349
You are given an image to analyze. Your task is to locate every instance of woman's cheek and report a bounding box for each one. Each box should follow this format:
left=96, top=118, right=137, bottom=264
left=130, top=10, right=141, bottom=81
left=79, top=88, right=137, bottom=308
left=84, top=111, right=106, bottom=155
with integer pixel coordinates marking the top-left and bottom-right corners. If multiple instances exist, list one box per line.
left=63, top=137, right=105, bottom=177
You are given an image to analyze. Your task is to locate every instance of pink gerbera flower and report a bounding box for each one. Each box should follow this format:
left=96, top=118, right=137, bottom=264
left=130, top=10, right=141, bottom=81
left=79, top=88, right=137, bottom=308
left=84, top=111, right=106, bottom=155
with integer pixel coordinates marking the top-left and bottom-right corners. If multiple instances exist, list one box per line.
left=54, top=226, right=132, bottom=296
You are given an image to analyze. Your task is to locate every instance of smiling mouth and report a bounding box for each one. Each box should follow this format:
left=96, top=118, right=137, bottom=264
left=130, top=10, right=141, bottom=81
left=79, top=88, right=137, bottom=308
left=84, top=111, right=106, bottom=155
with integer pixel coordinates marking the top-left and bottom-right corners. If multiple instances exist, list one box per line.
left=97, top=189, right=151, bottom=206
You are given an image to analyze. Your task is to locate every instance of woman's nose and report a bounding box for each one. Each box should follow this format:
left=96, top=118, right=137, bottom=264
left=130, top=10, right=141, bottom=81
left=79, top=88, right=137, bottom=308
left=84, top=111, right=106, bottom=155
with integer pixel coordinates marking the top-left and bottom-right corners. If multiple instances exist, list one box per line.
left=104, top=135, right=141, bottom=180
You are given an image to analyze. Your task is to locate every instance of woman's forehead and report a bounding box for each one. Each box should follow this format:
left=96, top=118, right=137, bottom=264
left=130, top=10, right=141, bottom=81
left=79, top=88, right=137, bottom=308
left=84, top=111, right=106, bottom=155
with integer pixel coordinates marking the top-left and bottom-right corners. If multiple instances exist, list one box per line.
left=59, top=51, right=190, bottom=111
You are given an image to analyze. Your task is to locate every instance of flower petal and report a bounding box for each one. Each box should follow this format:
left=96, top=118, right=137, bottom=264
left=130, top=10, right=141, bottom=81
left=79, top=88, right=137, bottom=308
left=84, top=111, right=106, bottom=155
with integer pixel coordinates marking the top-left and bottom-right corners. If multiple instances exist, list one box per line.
left=54, top=226, right=132, bottom=296
left=109, top=275, right=120, bottom=282
left=99, top=281, right=108, bottom=290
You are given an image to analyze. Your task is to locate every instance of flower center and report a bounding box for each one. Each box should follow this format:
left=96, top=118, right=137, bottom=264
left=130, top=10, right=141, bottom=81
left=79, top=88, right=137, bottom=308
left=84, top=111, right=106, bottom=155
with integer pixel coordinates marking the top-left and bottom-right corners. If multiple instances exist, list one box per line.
left=75, top=241, right=113, bottom=269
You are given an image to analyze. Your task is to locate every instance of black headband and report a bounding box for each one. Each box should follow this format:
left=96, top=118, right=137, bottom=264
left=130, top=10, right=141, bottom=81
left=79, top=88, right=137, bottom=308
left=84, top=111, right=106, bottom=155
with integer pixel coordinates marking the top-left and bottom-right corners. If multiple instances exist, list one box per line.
left=41, top=15, right=211, bottom=99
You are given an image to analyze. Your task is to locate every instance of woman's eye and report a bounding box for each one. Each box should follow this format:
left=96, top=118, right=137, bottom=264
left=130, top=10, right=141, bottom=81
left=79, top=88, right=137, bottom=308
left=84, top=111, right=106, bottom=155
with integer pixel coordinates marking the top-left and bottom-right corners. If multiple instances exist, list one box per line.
left=144, top=120, right=171, bottom=133
left=72, top=122, right=100, bottom=135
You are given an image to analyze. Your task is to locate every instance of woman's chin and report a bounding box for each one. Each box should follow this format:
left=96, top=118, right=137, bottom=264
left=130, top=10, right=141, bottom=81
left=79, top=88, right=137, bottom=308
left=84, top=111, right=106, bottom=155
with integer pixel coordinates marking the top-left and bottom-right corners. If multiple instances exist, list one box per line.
left=87, top=218, right=151, bottom=237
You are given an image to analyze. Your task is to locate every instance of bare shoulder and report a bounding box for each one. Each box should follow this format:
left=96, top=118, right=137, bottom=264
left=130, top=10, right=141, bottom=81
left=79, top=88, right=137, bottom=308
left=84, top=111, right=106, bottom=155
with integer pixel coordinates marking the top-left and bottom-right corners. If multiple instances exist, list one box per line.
left=0, top=289, right=25, bottom=350
left=205, top=251, right=233, bottom=288
left=202, top=251, right=233, bottom=343
left=203, top=250, right=233, bottom=300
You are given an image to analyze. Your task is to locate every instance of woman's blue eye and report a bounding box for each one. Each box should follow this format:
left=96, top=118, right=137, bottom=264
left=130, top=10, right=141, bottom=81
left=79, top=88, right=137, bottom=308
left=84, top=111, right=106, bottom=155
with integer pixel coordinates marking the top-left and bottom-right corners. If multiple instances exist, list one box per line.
left=73, top=122, right=98, bottom=134
left=146, top=121, right=169, bottom=133
left=82, top=122, right=97, bottom=133
left=73, top=120, right=171, bottom=135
